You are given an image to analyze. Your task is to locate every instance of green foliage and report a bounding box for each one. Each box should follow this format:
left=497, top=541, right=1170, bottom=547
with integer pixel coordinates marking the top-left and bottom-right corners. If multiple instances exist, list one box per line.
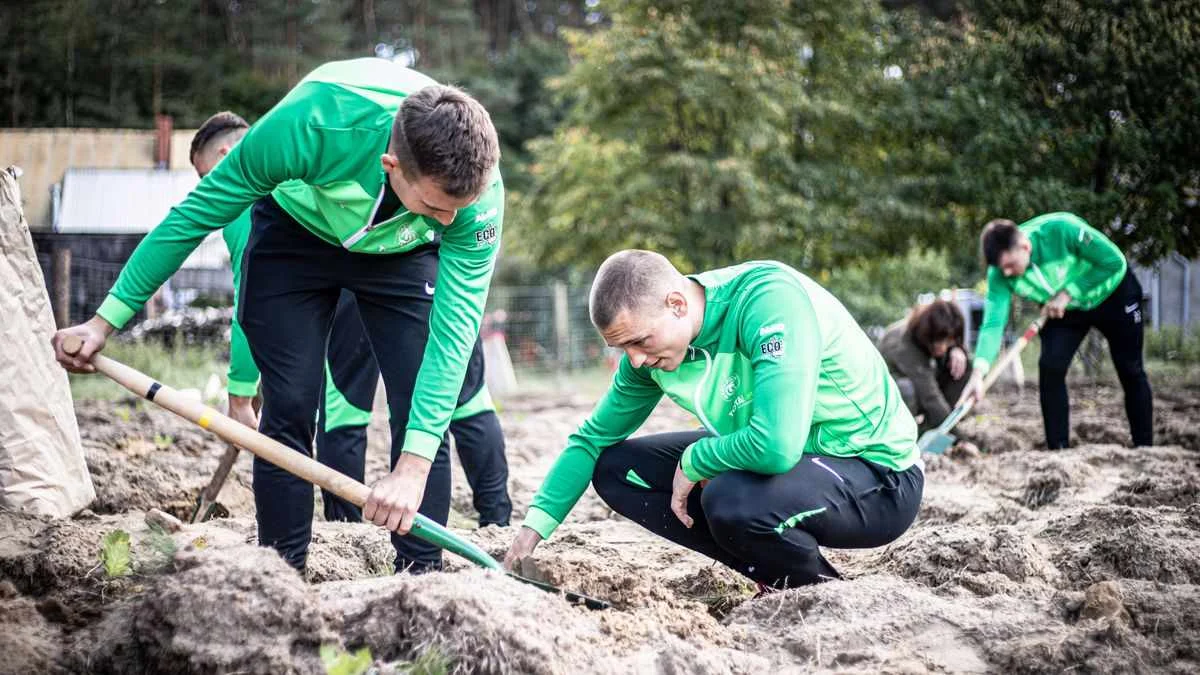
left=320, top=645, right=373, bottom=675
left=153, top=434, right=174, bottom=450
left=1145, top=326, right=1200, bottom=365
left=882, top=0, right=1200, bottom=267
left=823, top=249, right=956, bottom=329
left=141, top=522, right=178, bottom=574
left=99, top=530, right=132, bottom=578
left=397, top=647, right=452, bottom=675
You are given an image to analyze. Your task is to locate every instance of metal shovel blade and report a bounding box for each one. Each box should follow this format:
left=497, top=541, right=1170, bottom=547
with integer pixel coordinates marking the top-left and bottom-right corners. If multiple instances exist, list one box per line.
left=508, top=572, right=611, bottom=610
left=917, top=428, right=956, bottom=455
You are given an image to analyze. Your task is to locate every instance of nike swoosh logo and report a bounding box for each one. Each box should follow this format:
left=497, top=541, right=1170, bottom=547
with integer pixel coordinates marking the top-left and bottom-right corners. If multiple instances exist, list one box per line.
left=1124, top=303, right=1138, bottom=313
left=760, top=322, right=785, bottom=336
left=424, top=283, right=435, bottom=296
left=811, top=456, right=844, bottom=483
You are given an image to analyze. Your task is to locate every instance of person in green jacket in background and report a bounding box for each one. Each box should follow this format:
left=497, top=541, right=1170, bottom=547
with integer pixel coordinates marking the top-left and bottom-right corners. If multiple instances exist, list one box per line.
left=504, top=251, right=924, bottom=591
left=190, top=112, right=511, bottom=529
left=958, top=213, right=1153, bottom=449
left=53, top=58, right=504, bottom=573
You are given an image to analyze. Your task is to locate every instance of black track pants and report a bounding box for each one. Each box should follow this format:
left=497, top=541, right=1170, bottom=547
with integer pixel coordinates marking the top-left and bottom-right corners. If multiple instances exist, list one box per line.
left=315, top=290, right=511, bottom=528
left=1038, top=271, right=1153, bottom=449
left=240, top=196, right=490, bottom=572
left=591, top=431, right=924, bottom=588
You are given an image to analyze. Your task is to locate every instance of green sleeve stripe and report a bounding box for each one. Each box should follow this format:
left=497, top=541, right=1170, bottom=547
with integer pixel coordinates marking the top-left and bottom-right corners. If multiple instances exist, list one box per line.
left=401, top=428, right=443, bottom=461
left=450, top=384, right=495, bottom=422
left=96, top=294, right=137, bottom=330
left=522, top=506, right=562, bottom=540
left=226, top=378, right=259, bottom=397
left=322, top=363, right=372, bottom=431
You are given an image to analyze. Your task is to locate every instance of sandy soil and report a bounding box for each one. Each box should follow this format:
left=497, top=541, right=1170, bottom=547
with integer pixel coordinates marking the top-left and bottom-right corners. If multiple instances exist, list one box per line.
left=0, top=379, right=1197, bottom=673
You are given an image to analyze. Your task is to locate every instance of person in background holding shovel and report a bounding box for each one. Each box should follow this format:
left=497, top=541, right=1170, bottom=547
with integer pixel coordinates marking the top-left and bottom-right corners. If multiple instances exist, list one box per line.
left=504, top=251, right=924, bottom=591
left=958, top=213, right=1153, bottom=449
left=878, top=299, right=972, bottom=432
left=189, top=112, right=511, bottom=528
left=52, top=58, right=504, bottom=574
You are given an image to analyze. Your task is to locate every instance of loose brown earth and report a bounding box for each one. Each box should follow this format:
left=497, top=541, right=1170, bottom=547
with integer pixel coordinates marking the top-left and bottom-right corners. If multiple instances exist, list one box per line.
left=1, top=379, right=1198, bottom=673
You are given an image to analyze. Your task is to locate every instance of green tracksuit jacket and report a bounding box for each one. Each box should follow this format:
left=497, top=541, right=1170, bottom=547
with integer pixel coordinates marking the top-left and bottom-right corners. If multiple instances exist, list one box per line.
left=524, top=261, right=920, bottom=539
left=95, top=58, right=504, bottom=460
left=974, top=212, right=1126, bottom=373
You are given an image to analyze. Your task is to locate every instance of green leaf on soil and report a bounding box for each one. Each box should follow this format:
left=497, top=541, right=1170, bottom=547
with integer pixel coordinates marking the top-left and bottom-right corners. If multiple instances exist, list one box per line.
left=320, top=645, right=373, bottom=675
left=100, top=530, right=133, bottom=577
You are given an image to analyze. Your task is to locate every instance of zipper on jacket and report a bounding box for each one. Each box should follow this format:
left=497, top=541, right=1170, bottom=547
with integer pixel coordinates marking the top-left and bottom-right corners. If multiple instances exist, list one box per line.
left=1029, top=263, right=1056, bottom=295
left=341, top=187, right=387, bottom=250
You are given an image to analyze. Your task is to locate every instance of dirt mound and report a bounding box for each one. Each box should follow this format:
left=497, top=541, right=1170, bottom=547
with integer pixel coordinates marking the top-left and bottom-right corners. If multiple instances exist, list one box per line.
left=1111, top=465, right=1200, bottom=509
left=77, top=401, right=255, bottom=521
left=0, top=581, right=61, bottom=674
left=304, top=521, right=394, bottom=583
left=69, top=545, right=331, bottom=674
left=988, top=579, right=1200, bottom=673
left=322, top=570, right=611, bottom=674
left=866, top=525, right=1061, bottom=592
left=728, top=575, right=1056, bottom=672
left=1043, top=506, right=1200, bottom=588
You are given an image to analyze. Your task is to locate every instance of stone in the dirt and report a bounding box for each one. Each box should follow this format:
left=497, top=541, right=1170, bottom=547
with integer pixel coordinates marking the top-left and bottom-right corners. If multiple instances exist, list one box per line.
left=1079, top=580, right=1130, bottom=624
left=145, top=508, right=183, bottom=533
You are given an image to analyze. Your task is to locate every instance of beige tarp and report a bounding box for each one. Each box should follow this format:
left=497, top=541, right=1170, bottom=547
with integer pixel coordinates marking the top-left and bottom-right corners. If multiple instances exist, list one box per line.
left=0, top=166, right=95, bottom=517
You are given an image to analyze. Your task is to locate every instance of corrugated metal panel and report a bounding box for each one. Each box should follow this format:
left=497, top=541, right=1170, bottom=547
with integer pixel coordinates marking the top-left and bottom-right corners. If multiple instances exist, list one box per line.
left=57, top=168, right=198, bottom=233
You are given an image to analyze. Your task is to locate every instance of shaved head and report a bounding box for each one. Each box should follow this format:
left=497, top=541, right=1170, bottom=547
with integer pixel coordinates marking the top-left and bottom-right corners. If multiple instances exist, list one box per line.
left=589, top=250, right=683, bottom=330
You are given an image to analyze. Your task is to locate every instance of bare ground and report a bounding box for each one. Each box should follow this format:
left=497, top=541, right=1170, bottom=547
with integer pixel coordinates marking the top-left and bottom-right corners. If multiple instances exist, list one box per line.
left=1, top=380, right=1197, bottom=673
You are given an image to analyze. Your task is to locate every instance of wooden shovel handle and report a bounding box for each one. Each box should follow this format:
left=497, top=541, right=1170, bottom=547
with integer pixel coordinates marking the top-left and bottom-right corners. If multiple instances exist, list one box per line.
left=62, top=335, right=370, bottom=506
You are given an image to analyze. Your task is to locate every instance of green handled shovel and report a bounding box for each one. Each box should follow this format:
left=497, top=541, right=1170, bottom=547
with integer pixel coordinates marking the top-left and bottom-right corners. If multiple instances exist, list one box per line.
left=917, top=316, right=1045, bottom=455
left=63, top=335, right=609, bottom=610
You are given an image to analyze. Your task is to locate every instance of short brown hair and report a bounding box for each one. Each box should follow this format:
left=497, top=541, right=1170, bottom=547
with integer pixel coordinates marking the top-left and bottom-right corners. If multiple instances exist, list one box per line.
left=389, top=85, right=500, bottom=199
left=190, top=111, right=249, bottom=165
left=980, top=218, right=1020, bottom=267
left=589, top=250, right=680, bottom=331
left=906, top=300, right=965, bottom=354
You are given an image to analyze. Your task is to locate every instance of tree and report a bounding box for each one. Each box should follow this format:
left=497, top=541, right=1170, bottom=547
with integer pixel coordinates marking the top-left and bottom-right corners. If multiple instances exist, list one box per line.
left=881, top=0, right=1200, bottom=265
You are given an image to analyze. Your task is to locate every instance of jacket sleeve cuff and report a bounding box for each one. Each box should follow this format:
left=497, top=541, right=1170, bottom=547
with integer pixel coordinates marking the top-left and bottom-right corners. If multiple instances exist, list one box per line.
left=522, top=506, right=562, bottom=540
left=96, top=295, right=137, bottom=330
left=401, top=428, right=443, bottom=461
left=680, top=444, right=708, bottom=482
left=226, top=377, right=259, bottom=397
left=1063, top=282, right=1083, bottom=302
left=972, top=356, right=991, bottom=375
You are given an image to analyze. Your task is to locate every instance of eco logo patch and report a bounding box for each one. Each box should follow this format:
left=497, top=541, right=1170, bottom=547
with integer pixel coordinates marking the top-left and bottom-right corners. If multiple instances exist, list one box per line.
left=475, top=223, right=498, bottom=247
left=760, top=335, right=785, bottom=359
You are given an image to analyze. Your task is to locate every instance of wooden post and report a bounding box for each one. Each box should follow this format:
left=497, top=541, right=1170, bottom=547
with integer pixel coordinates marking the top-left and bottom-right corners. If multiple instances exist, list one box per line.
left=52, top=244, right=71, bottom=328
left=553, top=281, right=570, bottom=372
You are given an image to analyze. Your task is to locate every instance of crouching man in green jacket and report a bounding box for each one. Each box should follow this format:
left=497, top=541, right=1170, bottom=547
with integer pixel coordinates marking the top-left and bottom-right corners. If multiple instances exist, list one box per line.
left=504, top=251, right=924, bottom=590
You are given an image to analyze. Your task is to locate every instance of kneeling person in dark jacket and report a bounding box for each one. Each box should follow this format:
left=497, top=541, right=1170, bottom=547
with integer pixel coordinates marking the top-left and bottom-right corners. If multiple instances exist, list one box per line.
left=878, top=299, right=972, bottom=431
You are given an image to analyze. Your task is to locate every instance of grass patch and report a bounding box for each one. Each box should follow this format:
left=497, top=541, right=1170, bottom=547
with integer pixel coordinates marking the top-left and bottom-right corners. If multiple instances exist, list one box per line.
left=70, top=340, right=226, bottom=401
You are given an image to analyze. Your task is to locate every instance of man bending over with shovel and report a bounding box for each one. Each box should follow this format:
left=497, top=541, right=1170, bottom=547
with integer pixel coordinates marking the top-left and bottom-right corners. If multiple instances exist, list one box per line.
left=504, top=251, right=924, bottom=591
left=53, top=58, right=503, bottom=574
left=958, top=213, right=1153, bottom=449
left=189, top=112, right=512, bottom=528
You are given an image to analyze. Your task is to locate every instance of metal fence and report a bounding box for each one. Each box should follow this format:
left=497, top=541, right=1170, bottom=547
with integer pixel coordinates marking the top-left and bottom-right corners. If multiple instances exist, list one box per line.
left=31, top=234, right=612, bottom=376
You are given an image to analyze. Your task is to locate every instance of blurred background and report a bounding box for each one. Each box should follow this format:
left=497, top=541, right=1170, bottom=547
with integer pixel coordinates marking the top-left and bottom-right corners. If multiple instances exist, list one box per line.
left=2, top=0, right=1198, bottom=397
